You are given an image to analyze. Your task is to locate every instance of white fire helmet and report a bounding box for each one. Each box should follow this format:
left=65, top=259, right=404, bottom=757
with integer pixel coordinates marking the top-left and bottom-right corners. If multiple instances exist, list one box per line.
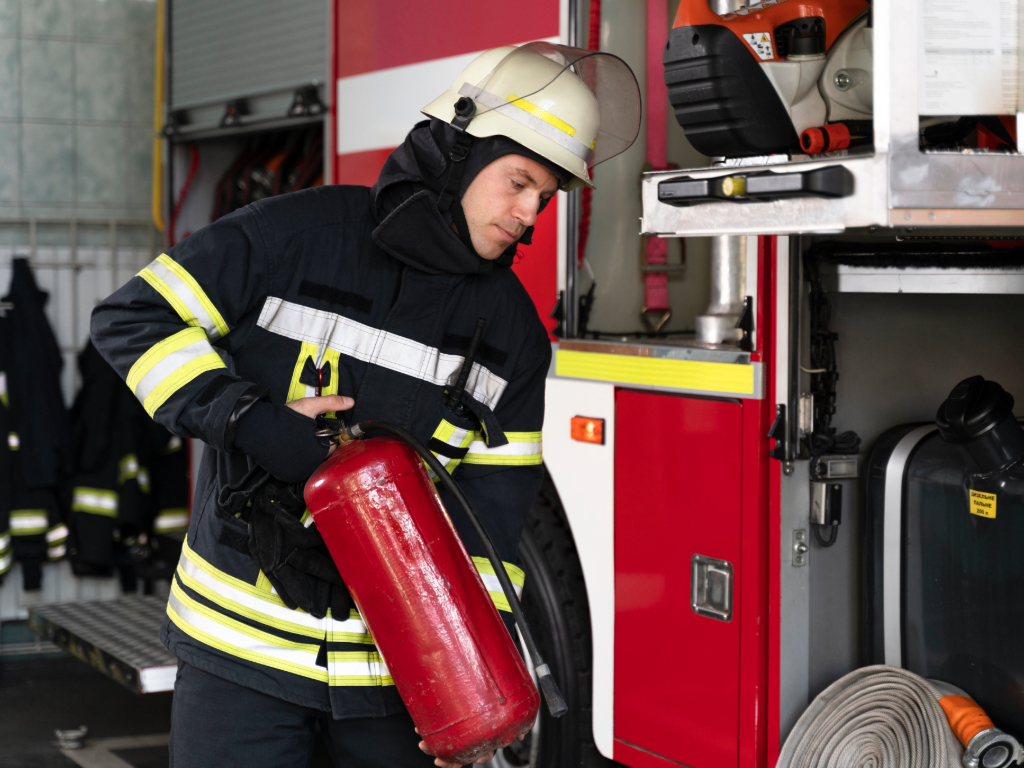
left=421, top=42, right=642, bottom=191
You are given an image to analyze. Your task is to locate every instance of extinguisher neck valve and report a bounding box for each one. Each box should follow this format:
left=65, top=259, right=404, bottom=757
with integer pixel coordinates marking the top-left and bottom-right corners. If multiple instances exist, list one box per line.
left=536, top=665, right=568, bottom=718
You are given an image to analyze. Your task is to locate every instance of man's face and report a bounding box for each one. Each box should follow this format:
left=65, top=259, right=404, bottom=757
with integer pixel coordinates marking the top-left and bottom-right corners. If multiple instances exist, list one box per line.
left=460, top=154, right=560, bottom=260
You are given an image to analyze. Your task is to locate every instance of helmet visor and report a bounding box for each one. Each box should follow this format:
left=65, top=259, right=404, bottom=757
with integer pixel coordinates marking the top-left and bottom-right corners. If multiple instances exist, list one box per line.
left=462, top=41, right=642, bottom=170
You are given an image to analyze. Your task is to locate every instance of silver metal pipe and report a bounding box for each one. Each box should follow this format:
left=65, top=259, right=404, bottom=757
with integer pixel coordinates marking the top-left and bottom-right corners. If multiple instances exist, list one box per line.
left=695, top=235, right=747, bottom=344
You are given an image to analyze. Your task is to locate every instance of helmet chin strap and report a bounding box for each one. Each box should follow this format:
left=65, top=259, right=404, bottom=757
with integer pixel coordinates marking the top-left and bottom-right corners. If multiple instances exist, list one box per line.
left=437, top=97, right=476, bottom=221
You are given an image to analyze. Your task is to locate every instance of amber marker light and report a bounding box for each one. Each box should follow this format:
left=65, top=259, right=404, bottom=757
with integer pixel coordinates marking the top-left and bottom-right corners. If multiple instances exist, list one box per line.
left=570, top=416, right=605, bottom=445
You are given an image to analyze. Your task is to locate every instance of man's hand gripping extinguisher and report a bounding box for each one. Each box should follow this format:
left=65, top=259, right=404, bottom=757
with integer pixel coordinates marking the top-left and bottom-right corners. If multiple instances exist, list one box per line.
left=304, top=319, right=566, bottom=765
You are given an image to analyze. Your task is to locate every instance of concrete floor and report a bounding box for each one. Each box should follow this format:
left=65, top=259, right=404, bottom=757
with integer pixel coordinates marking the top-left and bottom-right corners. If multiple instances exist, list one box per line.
left=0, top=655, right=334, bottom=768
left=0, top=657, right=172, bottom=768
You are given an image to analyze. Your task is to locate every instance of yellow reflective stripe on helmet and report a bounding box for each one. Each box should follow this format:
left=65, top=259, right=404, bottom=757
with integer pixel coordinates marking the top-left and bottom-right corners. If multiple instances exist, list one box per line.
left=459, top=83, right=592, bottom=162
left=138, top=254, right=230, bottom=340
left=166, top=582, right=329, bottom=683
left=472, top=557, right=525, bottom=612
left=507, top=93, right=575, bottom=137
left=327, top=651, right=394, bottom=686
left=10, top=510, right=49, bottom=535
left=72, top=487, right=119, bottom=517
left=462, top=431, right=542, bottom=466
left=127, top=327, right=226, bottom=417
left=154, top=508, right=189, bottom=532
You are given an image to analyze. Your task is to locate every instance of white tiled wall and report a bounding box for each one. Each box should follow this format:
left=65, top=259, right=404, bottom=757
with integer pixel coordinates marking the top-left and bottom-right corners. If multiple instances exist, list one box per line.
left=0, top=0, right=158, bottom=221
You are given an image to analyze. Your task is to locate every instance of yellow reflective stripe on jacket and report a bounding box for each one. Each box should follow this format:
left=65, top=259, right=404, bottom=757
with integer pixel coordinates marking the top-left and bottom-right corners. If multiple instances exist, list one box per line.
left=10, top=510, right=49, bottom=535
left=167, top=580, right=329, bottom=683
left=46, top=524, right=69, bottom=544
left=118, top=453, right=139, bottom=484
left=178, top=537, right=373, bottom=645
left=127, top=327, right=226, bottom=417
left=463, top=431, right=542, bottom=466
left=286, top=344, right=342, bottom=417
left=0, top=529, right=10, bottom=573
left=175, top=561, right=326, bottom=641
left=138, top=254, right=230, bottom=340
left=425, top=419, right=475, bottom=480
left=154, top=508, right=189, bottom=532
left=47, top=524, right=69, bottom=560
left=326, top=610, right=376, bottom=645
left=7, top=431, right=18, bottom=450
left=118, top=454, right=151, bottom=491
left=162, top=435, right=184, bottom=454
left=180, top=536, right=318, bottom=624
left=72, top=487, right=119, bottom=517
left=472, top=557, right=525, bottom=612
left=286, top=341, right=319, bottom=403
left=171, top=538, right=387, bottom=685
left=327, top=651, right=394, bottom=686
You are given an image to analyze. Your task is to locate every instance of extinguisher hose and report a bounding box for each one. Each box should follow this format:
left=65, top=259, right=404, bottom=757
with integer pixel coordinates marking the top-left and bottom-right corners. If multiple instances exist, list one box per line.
left=343, top=419, right=569, bottom=718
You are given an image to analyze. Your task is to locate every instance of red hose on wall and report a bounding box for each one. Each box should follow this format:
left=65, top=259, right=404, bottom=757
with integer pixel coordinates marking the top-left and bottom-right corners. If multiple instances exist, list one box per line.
left=169, top=143, right=200, bottom=246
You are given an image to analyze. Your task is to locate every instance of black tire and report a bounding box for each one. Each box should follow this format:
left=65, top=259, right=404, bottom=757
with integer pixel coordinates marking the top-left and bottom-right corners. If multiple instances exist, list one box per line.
left=490, top=470, right=617, bottom=768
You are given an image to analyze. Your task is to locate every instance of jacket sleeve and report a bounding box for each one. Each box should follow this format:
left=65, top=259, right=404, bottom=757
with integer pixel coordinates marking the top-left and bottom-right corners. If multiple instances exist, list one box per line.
left=91, top=207, right=272, bottom=451
left=436, top=339, right=551, bottom=619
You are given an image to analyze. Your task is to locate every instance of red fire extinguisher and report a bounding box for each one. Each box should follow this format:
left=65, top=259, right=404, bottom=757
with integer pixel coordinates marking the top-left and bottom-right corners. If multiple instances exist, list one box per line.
left=304, top=419, right=566, bottom=763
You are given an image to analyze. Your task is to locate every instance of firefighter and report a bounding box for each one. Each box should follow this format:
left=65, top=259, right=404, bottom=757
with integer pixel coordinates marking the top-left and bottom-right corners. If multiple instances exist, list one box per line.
left=92, top=43, right=639, bottom=767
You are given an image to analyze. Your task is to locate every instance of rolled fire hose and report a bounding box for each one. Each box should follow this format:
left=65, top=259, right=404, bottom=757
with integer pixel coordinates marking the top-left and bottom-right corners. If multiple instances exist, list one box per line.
left=777, top=665, right=1023, bottom=768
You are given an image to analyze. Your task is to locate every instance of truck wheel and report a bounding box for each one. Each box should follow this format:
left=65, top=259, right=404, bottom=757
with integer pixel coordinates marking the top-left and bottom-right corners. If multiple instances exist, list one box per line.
left=489, top=470, right=617, bottom=768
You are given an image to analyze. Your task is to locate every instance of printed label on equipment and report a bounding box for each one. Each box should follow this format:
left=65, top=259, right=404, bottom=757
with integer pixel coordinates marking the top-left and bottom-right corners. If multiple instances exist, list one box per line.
left=919, top=0, right=1019, bottom=116
left=969, top=490, right=997, bottom=519
left=743, top=32, right=775, bottom=61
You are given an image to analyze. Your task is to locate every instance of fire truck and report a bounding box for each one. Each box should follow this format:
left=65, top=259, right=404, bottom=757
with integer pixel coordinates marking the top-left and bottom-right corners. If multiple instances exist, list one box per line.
left=27, top=0, right=1015, bottom=765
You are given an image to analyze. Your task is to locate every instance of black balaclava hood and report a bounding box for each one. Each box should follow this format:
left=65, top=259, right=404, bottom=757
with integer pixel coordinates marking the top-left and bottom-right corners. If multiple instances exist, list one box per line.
left=370, top=118, right=568, bottom=276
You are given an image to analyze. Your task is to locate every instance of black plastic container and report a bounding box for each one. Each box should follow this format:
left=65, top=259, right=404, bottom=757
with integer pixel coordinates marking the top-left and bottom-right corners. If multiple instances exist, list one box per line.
left=865, top=377, right=1024, bottom=738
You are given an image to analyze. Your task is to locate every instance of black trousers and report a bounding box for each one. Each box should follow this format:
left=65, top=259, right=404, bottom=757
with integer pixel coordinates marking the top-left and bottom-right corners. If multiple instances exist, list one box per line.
left=169, top=661, right=438, bottom=768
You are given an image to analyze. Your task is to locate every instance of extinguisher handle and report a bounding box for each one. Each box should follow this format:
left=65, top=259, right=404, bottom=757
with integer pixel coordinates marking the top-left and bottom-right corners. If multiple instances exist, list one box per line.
left=346, top=419, right=569, bottom=718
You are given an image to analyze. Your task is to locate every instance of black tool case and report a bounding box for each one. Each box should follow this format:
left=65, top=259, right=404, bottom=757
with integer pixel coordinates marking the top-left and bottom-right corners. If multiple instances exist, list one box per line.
left=864, top=379, right=1024, bottom=738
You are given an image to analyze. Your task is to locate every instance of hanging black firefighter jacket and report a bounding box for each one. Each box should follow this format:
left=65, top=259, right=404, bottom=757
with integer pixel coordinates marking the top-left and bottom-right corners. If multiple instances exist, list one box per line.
left=68, top=342, right=190, bottom=588
left=90, top=122, right=550, bottom=719
left=0, top=264, right=70, bottom=590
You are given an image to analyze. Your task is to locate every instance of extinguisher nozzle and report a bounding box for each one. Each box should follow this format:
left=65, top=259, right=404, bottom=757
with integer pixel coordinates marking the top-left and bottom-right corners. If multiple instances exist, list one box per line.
left=536, top=665, right=568, bottom=718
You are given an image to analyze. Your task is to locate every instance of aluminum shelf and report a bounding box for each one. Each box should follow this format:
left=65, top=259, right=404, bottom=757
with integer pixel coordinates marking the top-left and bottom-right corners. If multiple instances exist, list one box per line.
left=29, top=596, right=176, bottom=694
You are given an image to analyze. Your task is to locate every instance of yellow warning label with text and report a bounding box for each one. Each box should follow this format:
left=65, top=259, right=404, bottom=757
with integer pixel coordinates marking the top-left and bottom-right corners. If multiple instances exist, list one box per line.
left=969, top=490, right=997, bottom=519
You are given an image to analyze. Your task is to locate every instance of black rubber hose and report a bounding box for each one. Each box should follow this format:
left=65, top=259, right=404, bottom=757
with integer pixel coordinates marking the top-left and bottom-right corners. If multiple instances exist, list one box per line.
left=346, top=419, right=568, bottom=718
